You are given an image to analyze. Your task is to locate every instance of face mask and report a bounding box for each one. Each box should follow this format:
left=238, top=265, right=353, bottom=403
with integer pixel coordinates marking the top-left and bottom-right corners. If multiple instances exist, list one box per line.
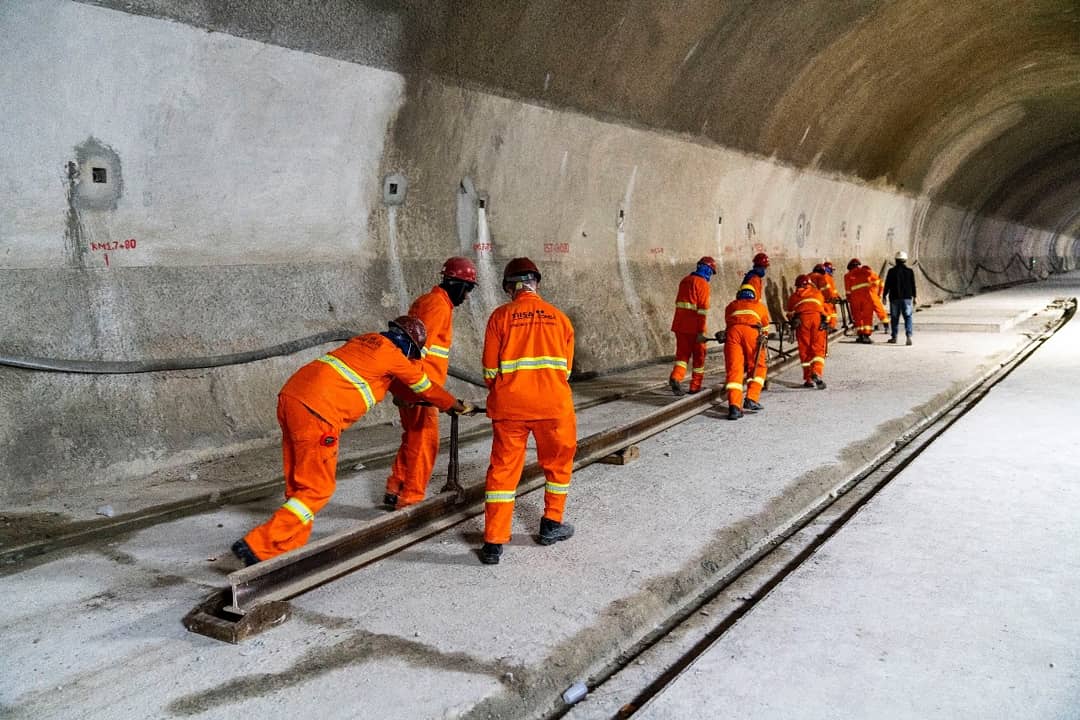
left=441, top=279, right=475, bottom=307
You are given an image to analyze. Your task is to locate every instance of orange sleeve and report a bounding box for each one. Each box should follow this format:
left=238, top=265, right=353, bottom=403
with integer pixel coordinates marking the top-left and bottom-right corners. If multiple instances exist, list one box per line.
left=386, top=347, right=456, bottom=411
left=482, top=306, right=504, bottom=389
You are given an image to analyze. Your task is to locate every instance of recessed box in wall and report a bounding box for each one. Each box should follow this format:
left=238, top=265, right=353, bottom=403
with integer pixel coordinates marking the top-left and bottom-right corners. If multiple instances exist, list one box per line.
left=73, top=137, right=123, bottom=211
left=383, top=173, right=408, bottom=206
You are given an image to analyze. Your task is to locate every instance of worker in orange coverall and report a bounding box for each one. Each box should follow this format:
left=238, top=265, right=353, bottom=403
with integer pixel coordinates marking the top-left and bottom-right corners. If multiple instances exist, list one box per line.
left=669, top=256, right=717, bottom=396
left=739, top=251, right=770, bottom=301
left=810, top=263, right=841, bottom=331
left=844, top=258, right=877, bottom=344
left=384, top=257, right=478, bottom=509
left=231, top=316, right=469, bottom=565
left=785, top=274, right=828, bottom=389
left=867, top=263, right=891, bottom=335
left=479, top=257, right=576, bottom=565
left=723, top=286, right=771, bottom=420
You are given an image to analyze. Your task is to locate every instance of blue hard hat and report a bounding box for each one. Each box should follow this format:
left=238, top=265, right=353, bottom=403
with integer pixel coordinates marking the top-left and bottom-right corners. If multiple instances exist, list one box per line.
left=736, top=288, right=756, bottom=300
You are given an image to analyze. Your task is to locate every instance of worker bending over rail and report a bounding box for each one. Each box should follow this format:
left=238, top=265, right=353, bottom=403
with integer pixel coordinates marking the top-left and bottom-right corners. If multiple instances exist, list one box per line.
left=785, top=274, right=828, bottom=389
left=723, top=287, right=771, bottom=420
left=384, top=257, right=478, bottom=509
left=231, top=317, right=470, bottom=566
left=844, top=258, right=877, bottom=343
left=480, top=257, right=576, bottom=565
left=810, top=263, right=841, bottom=332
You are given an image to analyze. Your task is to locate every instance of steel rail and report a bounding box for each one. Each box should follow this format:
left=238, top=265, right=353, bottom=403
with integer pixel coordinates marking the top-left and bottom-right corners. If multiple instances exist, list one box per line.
left=225, top=385, right=727, bottom=613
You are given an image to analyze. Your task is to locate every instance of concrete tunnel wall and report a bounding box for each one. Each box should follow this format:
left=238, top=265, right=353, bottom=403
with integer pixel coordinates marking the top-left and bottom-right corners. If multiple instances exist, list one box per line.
left=0, top=0, right=1077, bottom=501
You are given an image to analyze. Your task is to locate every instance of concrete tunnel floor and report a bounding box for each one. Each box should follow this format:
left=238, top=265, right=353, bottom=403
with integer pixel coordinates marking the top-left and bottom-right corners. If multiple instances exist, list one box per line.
left=1, top=275, right=1077, bottom=719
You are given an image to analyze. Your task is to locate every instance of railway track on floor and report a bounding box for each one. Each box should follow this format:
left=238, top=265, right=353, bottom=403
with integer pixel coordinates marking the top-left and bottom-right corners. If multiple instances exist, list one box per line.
left=554, top=298, right=1075, bottom=720
left=184, top=343, right=813, bottom=642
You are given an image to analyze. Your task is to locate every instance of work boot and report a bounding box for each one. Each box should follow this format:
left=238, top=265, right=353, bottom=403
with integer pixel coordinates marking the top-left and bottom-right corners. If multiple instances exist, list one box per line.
left=383, top=492, right=398, bottom=509
left=231, top=539, right=260, bottom=567
left=906, top=335, right=912, bottom=346
left=863, top=335, right=874, bottom=344
left=538, top=517, right=575, bottom=545
left=803, top=380, right=815, bottom=388
left=727, top=405, right=743, bottom=420
left=883, top=323, right=891, bottom=335
left=479, top=542, right=502, bottom=565
left=887, top=336, right=897, bottom=344
left=812, top=374, right=827, bottom=390
left=743, top=398, right=764, bottom=412
left=669, top=378, right=685, bottom=396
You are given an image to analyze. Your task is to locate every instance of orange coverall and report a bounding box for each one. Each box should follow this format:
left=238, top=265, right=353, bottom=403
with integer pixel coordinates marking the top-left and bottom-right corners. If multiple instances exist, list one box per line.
left=723, top=297, right=771, bottom=408
left=785, top=286, right=827, bottom=382
left=483, top=290, right=576, bottom=545
left=811, top=271, right=840, bottom=330
left=844, top=265, right=876, bottom=338
left=739, top=270, right=764, bottom=301
left=868, top=267, right=889, bottom=326
left=669, top=272, right=711, bottom=392
left=385, top=286, right=455, bottom=507
left=244, top=334, right=456, bottom=561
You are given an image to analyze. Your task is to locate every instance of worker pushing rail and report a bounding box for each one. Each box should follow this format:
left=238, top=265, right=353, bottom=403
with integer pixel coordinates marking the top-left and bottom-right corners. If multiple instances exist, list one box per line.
left=785, top=274, right=828, bottom=388
left=479, top=258, right=577, bottom=565
left=231, top=316, right=470, bottom=566
left=669, top=256, right=717, bottom=396
left=723, top=286, right=771, bottom=420
left=384, top=257, right=478, bottom=509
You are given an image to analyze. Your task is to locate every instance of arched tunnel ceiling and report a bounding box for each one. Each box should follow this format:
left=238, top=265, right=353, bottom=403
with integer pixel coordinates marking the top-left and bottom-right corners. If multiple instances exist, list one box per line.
left=86, top=0, right=1080, bottom=232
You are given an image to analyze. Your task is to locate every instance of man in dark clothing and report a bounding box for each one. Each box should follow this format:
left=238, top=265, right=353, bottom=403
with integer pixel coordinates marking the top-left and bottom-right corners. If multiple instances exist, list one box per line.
left=882, top=250, right=917, bottom=345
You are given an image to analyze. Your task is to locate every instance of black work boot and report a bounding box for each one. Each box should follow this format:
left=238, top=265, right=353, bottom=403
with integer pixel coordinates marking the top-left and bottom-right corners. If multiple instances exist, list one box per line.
left=727, top=405, right=743, bottom=420
left=668, top=378, right=685, bottom=396
left=479, top=542, right=502, bottom=565
left=383, top=492, right=398, bottom=509
left=812, top=374, right=827, bottom=390
left=538, top=517, right=575, bottom=546
left=231, top=539, right=260, bottom=567
left=743, top=398, right=764, bottom=412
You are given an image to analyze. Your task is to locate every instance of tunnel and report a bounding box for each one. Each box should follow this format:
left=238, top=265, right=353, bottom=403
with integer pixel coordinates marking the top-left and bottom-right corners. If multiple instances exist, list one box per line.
left=1, top=1, right=1078, bottom=490
left=3, top=2, right=1080, bottom=717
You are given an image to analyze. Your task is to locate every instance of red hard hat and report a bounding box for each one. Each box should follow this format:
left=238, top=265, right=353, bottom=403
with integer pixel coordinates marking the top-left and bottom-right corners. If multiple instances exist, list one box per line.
left=847, top=258, right=861, bottom=270
left=440, top=256, right=478, bottom=284
left=795, top=274, right=810, bottom=287
left=697, top=256, right=718, bottom=273
left=503, top=257, right=541, bottom=283
left=388, top=315, right=427, bottom=352
left=752, top=252, right=769, bottom=268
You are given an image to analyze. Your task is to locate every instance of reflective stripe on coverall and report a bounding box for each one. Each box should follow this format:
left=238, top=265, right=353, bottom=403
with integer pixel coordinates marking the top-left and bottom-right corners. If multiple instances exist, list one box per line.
left=483, top=290, right=576, bottom=544
left=243, top=333, right=456, bottom=562
left=670, top=272, right=710, bottom=391
left=785, top=286, right=827, bottom=382
left=385, top=286, right=454, bottom=506
left=723, top=299, right=771, bottom=408
left=843, top=266, right=876, bottom=337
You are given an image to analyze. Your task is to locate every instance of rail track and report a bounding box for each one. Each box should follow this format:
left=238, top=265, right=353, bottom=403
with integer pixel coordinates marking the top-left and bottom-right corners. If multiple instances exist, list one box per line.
left=552, top=297, right=1075, bottom=719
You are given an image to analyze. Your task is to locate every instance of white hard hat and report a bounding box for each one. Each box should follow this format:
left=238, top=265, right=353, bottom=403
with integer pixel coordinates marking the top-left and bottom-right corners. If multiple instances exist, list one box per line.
left=895, top=250, right=908, bottom=261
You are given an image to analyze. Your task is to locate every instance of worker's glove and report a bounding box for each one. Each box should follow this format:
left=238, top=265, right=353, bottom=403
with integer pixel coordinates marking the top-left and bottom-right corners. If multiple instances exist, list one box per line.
left=449, top=400, right=481, bottom=416
left=788, top=316, right=801, bottom=329
left=696, top=333, right=709, bottom=343
left=819, top=321, right=829, bottom=331
left=714, top=330, right=726, bottom=344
